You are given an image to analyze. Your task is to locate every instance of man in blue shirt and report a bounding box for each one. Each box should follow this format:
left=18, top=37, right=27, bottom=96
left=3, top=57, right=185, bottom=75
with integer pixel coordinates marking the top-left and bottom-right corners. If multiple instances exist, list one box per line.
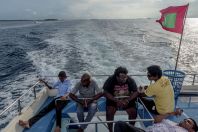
left=19, top=71, right=71, bottom=132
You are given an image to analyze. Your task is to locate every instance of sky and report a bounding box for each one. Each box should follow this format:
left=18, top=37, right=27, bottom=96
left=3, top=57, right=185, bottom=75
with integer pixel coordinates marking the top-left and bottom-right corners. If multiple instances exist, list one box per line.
left=0, top=0, right=197, bottom=20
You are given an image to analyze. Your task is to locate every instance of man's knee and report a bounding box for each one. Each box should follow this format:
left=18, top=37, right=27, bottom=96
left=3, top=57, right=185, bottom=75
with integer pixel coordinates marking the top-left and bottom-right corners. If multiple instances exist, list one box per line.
left=106, top=106, right=116, bottom=113
left=89, top=103, right=97, bottom=111
left=127, top=107, right=137, bottom=113
left=114, top=121, right=127, bottom=132
left=115, top=121, right=125, bottom=127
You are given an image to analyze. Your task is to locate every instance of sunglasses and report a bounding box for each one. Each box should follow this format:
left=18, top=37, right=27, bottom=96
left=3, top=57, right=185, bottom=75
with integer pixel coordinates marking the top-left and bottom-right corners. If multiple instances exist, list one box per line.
left=147, top=74, right=152, bottom=77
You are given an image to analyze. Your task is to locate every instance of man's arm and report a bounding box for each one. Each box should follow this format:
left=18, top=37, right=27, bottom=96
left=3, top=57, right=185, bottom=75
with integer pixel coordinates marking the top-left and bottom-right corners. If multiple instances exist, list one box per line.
left=127, top=91, right=139, bottom=102
left=104, top=92, right=123, bottom=107
left=39, top=79, right=53, bottom=89
left=154, top=108, right=183, bottom=123
left=122, top=77, right=139, bottom=105
left=69, top=93, right=83, bottom=105
left=104, top=92, right=117, bottom=103
left=92, top=92, right=104, bottom=100
left=103, top=76, right=117, bottom=102
left=86, top=92, right=104, bottom=105
left=60, top=93, right=70, bottom=100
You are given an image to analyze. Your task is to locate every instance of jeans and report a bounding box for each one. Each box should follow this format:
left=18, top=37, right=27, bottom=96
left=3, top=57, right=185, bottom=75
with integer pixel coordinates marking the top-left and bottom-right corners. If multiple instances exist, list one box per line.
left=77, top=102, right=97, bottom=129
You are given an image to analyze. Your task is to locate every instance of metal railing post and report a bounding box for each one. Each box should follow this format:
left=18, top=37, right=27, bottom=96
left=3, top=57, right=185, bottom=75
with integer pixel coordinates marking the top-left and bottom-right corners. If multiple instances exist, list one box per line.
left=188, top=97, right=192, bottom=108
left=192, top=74, right=196, bottom=85
left=95, top=123, right=98, bottom=132
left=33, top=87, right=36, bottom=99
left=18, top=100, right=21, bottom=115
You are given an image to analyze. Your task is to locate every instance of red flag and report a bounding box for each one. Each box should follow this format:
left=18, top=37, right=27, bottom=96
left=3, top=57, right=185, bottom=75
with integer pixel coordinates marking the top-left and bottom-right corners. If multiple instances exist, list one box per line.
left=156, top=4, right=189, bottom=34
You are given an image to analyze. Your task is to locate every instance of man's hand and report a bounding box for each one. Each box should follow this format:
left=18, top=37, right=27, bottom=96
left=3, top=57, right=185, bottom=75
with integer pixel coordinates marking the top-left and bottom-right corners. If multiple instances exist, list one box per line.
left=138, top=86, right=146, bottom=93
left=77, top=99, right=87, bottom=107
left=86, top=99, right=93, bottom=106
left=39, top=79, right=45, bottom=83
left=116, top=100, right=124, bottom=107
left=174, top=108, right=183, bottom=116
left=81, top=99, right=88, bottom=108
left=60, top=96, right=67, bottom=101
left=154, top=115, right=164, bottom=123
left=121, top=99, right=129, bottom=108
left=39, top=79, right=52, bottom=89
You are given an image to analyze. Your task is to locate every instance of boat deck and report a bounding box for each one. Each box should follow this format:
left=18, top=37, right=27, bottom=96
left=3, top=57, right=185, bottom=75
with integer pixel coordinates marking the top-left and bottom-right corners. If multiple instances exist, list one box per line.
left=23, top=93, right=198, bottom=132
left=2, top=84, right=198, bottom=132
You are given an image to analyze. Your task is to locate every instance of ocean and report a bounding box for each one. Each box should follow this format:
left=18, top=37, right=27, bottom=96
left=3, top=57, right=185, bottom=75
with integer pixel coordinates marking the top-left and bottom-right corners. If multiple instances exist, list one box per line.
left=0, top=19, right=198, bottom=129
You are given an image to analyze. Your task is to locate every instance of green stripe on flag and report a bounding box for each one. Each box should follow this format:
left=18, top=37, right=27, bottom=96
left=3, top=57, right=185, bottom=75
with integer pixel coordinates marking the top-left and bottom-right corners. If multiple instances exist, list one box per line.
left=162, top=13, right=176, bottom=28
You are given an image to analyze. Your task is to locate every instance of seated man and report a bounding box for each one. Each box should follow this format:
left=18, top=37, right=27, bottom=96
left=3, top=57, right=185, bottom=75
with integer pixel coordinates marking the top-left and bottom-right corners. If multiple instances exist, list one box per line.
left=69, top=73, right=103, bottom=132
left=19, top=71, right=71, bottom=132
left=114, top=109, right=198, bottom=132
left=138, top=65, right=175, bottom=122
left=103, top=67, right=138, bottom=132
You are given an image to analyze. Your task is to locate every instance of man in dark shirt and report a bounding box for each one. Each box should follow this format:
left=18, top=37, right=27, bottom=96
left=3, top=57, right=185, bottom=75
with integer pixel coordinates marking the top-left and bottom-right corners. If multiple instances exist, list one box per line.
left=103, top=67, right=138, bottom=132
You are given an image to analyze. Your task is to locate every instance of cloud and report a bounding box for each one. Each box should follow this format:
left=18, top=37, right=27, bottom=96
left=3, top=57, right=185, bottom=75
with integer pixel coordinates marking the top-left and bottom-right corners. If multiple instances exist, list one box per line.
left=0, top=0, right=197, bottom=20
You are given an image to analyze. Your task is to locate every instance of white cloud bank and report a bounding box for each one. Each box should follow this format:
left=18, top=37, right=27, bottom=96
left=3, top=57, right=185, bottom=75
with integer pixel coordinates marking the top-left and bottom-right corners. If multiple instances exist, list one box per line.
left=0, top=0, right=197, bottom=20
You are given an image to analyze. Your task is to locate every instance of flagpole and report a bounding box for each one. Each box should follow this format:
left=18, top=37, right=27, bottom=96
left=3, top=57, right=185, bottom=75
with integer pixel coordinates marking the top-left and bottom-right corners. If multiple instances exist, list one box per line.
left=174, top=3, right=189, bottom=71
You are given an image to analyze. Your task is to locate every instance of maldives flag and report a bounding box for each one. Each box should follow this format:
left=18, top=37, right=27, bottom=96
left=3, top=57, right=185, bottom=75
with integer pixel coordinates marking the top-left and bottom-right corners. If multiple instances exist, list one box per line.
left=156, top=4, right=189, bottom=34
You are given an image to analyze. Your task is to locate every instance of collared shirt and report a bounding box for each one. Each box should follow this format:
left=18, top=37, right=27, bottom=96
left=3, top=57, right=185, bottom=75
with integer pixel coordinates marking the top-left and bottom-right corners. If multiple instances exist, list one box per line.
left=71, top=79, right=101, bottom=98
left=53, top=79, right=71, bottom=97
left=144, top=76, right=175, bottom=114
left=146, top=119, right=187, bottom=132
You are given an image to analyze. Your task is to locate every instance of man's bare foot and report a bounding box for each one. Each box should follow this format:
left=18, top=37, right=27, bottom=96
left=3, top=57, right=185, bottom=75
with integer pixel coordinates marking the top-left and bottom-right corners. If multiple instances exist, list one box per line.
left=19, top=120, right=30, bottom=128
left=54, top=126, right=61, bottom=132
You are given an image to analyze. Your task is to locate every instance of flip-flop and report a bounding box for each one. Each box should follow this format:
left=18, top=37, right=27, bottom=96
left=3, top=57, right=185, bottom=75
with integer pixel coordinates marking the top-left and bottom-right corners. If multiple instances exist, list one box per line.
left=19, top=120, right=30, bottom=128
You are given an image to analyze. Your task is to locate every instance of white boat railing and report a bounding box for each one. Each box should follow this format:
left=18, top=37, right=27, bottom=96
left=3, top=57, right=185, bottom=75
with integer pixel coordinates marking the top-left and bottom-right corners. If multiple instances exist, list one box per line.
left=43, top=73, right=198, bottom=85
left=0, top=81, right=40, bottom=117
left=186, top=73, right=198, bottom=85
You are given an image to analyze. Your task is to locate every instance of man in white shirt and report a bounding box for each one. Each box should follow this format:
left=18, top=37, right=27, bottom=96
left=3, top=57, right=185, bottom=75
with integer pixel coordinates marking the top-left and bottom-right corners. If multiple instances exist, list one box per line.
left=114, top=118, right=198, bottom=132
left=19, top=71, right=71, bottom=132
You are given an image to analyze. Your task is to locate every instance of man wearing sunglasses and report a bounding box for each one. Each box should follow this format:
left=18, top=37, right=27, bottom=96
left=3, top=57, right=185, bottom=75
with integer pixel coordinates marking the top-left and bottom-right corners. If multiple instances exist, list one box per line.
left=138, top=65, right=175, bottom=122
left=69, top=73, right=103, bottom=132
left=103, top=67, right=138, bottom=132
left=114, top=117, right=198, bottom=132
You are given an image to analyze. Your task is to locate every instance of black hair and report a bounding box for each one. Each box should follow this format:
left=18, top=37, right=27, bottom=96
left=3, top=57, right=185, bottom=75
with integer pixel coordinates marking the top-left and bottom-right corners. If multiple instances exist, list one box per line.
left=147, top=65, right=162, bottom=78
left=189, top=118, right=198, bottom=131
left=114, top=66, right=128, bottom=77
left=58, top=71, right=66, bottom=77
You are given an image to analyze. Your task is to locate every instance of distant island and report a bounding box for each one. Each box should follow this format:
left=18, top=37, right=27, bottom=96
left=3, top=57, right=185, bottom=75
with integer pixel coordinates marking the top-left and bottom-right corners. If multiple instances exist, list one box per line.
left=0, top=19, right=59, bottom=21
left=44, top=19, right=58, bottom=21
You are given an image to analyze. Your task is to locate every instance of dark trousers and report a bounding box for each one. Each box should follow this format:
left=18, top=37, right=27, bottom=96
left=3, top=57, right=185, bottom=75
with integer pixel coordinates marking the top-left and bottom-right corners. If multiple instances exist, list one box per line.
left=106, top=102, right=137, bottom=132
left=28, top=98, right=69, bottom=128
left=114, top=121, right=145, bottom=132
left=140, top=97, right=159, bottom=115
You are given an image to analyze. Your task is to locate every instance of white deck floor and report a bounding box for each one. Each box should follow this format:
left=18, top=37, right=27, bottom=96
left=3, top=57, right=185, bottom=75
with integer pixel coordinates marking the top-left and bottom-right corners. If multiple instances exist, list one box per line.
left=51, top=113, right=144, bottom=132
